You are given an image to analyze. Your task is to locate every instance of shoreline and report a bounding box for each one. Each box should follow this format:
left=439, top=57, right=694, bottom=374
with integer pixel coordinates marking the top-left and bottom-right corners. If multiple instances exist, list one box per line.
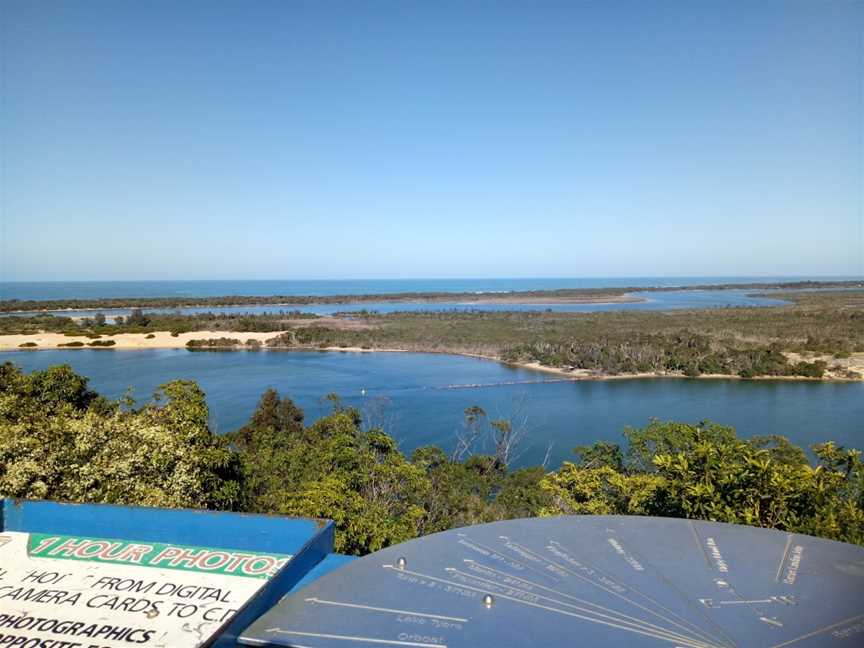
left=0, top=293, right=644, bottom=316
left=2, top=331, right=861, bottom=383
left=4, top=280, right=862, bottom=315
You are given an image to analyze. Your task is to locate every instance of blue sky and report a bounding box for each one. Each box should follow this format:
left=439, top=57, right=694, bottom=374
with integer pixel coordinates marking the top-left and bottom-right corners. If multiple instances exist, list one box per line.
left=2, top=0, right=861, bottom=280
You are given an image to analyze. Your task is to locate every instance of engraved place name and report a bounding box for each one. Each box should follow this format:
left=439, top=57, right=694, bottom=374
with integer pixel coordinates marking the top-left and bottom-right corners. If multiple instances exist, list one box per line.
left=464, top=561, right=533, bottom=591
left=704, top=538, right=729, bottom=573
left=456, top=538, right=524, bottom=572
left=265, top=628, right=450, bottom=648
left=394, top=571, right=478, bottom=600
left=832, top=619, right=864, bottom=641
left=397, top=615, right=464, bottom=631
left=499, top=539, right=543, bottom=565
left=606, top=538, right=644, bottom=572
left=782, top=545, right=804, bottom=585
left=397, top=631, right=445, bottom=645
left=446, top=570, right=541, bottom=604
left=497, top=539, right=568, bottom=579
left=545, top=545, right=627, bottom=594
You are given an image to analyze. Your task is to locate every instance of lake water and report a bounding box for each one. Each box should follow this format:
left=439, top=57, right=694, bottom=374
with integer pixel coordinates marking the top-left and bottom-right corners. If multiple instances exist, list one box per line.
left=1, top=277, right=853, bottom=301
left=2, top=349, right=860, bottom=467
left=0, top=289, right=791, bottom=320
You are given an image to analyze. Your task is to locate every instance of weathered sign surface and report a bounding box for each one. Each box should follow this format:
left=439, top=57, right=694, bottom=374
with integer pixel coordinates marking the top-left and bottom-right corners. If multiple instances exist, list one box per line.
left=241, top=516, right=864, bottom=647
left=0, top=530, right=291, bottom=648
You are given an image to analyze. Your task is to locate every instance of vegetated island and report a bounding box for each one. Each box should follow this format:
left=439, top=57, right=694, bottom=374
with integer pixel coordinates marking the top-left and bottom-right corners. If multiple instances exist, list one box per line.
left=1, top=287, right=862, bottom=381
left=1, top=279, right=861, bottom=314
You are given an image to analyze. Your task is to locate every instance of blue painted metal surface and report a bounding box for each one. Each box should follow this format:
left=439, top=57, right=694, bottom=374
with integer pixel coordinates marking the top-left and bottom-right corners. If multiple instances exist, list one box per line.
left=288, top=554, right=357, bottom=595
left=1, top=498, right=337, bottom=647
left=1, top=498, right=327, bottom=555
left=241, top=516, right=864, bottom=648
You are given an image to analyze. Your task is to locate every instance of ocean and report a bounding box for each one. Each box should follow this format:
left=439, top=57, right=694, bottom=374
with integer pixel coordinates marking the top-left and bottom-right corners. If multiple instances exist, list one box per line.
left=1, top=276, right=855, bottom=301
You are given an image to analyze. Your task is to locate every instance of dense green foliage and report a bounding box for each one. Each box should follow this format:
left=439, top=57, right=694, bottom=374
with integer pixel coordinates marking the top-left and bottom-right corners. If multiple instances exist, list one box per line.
left=186, top=337, right=245, bottom=348
left=502, top=334, right=831, bottom=378
left=544, top=421, right=863, bottom=545
left=1, top=363, right=861, bottom=554
left=0, top=364, right=242, bottom=509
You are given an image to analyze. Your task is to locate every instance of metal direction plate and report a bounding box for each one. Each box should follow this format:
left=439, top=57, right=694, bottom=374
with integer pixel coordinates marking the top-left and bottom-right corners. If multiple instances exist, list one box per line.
left=240, top=516, right=864, bottom=648
left=0, top=531, right=292, bottom=648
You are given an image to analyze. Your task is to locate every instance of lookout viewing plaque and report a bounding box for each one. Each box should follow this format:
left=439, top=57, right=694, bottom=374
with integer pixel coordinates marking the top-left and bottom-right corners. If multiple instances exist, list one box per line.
left=241, top=516, right=864, bottom=648
left=0, top=530, right=292, bottom=648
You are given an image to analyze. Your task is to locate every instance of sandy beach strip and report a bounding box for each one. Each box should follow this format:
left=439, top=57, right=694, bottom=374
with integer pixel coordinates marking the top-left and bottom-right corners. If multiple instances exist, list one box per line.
left=0, top=330, right=284, bottom=350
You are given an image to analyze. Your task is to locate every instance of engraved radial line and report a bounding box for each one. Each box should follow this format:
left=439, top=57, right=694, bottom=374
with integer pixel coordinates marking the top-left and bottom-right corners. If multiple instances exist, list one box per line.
left=304, top=597, right=469, bottom=622
left=459, top=559, right=717, bottom=646
left=548, top=537, right=724, bottom=645
left=446, top=567, right=715, bottom=648
left=458, top=536, right=558, bottom=582
left=685, top=522, right=752, bottom=642
left=689, top=521, right=713, bottom=567
left=463, top=557, right=699, bottom=631
left=769, top=613, right=864, bottom=648
left=265, top=629, right=449, bottom=647
left=774, top=534, right=794, bottom=583
left=382, top=565, right=719, bottom=648
left=722, top=582, right=768, bottom=618
left=499, top=536, right=723, bottom=646
left=611, top=543, right=737, bottom=648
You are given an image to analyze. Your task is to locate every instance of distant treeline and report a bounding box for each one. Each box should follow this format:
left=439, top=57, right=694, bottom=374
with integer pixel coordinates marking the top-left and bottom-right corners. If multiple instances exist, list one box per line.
left=1, top=289, right=630, bottom=311
left=1, top=362, right=861, bottom=555
left=3, top=290, right=863, bottom=380
left=2, top=280, right=862, bottom=312
left=501, top=333, right=833, bottom=378
left=0, top=310, right=315, bottom=336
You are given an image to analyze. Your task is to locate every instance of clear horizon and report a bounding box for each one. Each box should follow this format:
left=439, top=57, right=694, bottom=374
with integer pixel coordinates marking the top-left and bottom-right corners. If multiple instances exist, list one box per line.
left=3, top=273, right=862, bottom=284
left=2, top=1, right=862, bottom=281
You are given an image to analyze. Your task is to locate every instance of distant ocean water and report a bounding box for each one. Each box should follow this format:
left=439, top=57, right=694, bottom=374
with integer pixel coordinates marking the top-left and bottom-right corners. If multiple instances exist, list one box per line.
left=0, top=277, right=855, bottom=301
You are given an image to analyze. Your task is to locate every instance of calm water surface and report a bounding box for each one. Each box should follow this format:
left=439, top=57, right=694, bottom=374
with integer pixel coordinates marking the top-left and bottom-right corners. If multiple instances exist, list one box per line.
left=2, top=350, right=860, bottom=467
left=2, top=290, right=792, bottom=320
left=1, top=277, right=852, bottom=301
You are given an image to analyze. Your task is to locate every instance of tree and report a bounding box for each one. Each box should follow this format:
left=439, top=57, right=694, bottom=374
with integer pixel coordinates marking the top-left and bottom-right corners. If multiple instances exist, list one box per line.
left=126, top=308, right=150, bottom=327
left=541, top=420, right=864, bottom=545
left=412, top=446, right=502, bottom=535
left=233, top=388, right=305, bottom=450
left=0, top=364, right=242, bottom=510
left=451, top=398, right=533, bottom=468
left=452, top=405, right=486, bottom=461
left=234, top=405, right=430, bottom=555
left=93, top=312, right=107, bottom=327
left=226, top=388, right=306, bottom=510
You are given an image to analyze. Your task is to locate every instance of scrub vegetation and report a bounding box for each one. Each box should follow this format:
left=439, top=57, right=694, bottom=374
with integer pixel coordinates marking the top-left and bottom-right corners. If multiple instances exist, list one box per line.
left=3, top=290, right=864, bottom=379
left=1, top=363, right=861, bottom=554
left=1, top=280, right=859, bottom=313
